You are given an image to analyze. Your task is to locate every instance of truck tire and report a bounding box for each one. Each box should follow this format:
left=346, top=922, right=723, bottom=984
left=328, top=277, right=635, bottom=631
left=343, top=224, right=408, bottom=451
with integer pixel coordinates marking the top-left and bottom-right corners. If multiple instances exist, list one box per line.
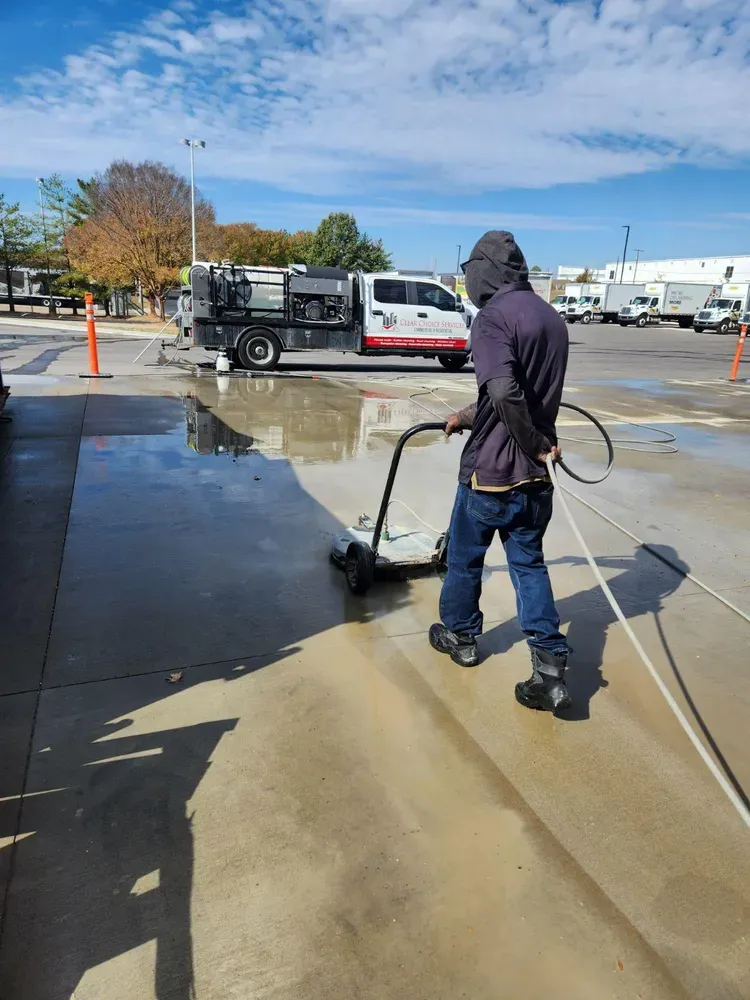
left=718, top=319, right=731, bottom=335
left=619, top=322, right=629, bottom=327
left=636, top=314, right=648, bottom=328
left=236, top=329, right=281, bottom=371
left=567, top=317, right=576, bottom=324
left=693, top=326, right=704, bottom=333
left=438, top=354, right=468, bottom=371
left=678, top=318, right=691, bottom=328
left=581, top=312, right=592, bottom=325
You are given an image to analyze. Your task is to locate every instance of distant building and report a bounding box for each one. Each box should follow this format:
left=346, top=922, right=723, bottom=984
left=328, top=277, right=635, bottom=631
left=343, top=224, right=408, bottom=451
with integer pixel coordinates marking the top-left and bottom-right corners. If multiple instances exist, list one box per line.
left=556, top=265, right=608, bottom=281
left=602, top=254, right=750, bottom=284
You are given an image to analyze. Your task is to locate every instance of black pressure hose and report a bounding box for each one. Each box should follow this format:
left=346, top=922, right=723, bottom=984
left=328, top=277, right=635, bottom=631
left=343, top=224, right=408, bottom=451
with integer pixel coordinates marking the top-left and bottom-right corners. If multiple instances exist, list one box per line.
left=556, top=401, right=615, bottom=484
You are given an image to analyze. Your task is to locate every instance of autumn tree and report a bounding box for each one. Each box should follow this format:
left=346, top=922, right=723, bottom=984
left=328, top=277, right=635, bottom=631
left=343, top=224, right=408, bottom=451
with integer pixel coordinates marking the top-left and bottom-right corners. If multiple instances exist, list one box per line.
left=216, top=223, right=312, bottom=267
left=0, top=195, right=43, bottom=313
left=575, top=268, right=595, bottom=282
left=304, top=213, right=392, bottom=271
left=68, top=160, right=219, bottom=318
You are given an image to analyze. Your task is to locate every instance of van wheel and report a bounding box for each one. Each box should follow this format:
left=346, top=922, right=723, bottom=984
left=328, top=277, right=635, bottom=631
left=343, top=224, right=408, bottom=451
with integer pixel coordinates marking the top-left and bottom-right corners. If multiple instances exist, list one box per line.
left=438, top=354, right=468, bottom=371
left=581, top=313, right=592, bottom=325
left=236, top=330, right=281, bottom=371
left=636, top=314, right=648, bottom=328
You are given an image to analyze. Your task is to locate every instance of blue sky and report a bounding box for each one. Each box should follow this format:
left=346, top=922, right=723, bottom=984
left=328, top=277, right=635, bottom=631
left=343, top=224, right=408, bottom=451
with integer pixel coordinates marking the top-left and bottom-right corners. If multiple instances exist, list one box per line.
left=2, top=0, right=750, bottom=273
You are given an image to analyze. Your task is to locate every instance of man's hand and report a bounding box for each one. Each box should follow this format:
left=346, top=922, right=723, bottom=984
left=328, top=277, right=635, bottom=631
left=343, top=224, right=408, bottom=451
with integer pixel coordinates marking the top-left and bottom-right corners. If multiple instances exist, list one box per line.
left=445, top=413, right=464, bottom=437
left=537, top=444, right=562, bottom=464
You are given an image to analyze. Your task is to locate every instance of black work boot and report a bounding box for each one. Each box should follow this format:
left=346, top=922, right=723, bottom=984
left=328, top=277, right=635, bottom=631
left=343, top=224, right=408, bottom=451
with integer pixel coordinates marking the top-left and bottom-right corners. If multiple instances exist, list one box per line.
left=515, top=648, right=571, bottom=713
left=429, top=623, right=480, bottom=667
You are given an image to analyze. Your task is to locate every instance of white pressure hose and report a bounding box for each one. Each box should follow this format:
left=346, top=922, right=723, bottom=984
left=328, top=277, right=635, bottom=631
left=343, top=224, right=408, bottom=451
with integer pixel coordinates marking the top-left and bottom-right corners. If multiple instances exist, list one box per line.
left=547, top=454, right=750, bottom=831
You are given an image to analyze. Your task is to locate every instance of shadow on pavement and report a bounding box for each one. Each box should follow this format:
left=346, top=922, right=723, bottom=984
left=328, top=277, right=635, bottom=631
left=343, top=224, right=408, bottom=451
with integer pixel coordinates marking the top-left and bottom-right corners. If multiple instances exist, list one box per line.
left=483, top=545, right=688, bottom=719
left=482, top=541, right=748, bottom=806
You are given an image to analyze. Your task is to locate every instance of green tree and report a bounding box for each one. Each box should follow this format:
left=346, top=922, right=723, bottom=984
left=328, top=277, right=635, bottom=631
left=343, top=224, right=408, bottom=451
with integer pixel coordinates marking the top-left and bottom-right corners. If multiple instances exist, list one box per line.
left=530, top=264, right=542, bottom=273
left=44, top=176, right=121, bottom=314
left=68, top=178, right=98, bottom=228
left=305, top=213, right=392, bottom=271
left=0, top=195, right=42, bottom=313
left=37, top=174, right=87, bottom=312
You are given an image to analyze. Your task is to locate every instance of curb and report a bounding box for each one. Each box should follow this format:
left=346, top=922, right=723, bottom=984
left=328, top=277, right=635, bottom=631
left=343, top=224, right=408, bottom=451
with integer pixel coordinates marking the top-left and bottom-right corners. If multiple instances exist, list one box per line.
left=0, top=317, right=174, bottom=339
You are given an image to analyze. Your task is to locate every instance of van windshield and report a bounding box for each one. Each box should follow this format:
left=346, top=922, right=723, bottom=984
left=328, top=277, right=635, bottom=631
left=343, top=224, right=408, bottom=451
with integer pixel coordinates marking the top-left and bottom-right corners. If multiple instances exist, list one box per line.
left=711, top=299, right=732, bottom=309
left=551, top=296, right=566, bottom=304
left=632, top=296, right=649, bottom=305
left=578, top=296, right=593, bottom=304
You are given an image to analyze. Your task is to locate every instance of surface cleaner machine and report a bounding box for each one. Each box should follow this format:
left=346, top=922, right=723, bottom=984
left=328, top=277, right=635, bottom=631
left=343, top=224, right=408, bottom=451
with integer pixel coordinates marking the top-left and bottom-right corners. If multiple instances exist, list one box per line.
left=330, top=404, right=615, bottom=595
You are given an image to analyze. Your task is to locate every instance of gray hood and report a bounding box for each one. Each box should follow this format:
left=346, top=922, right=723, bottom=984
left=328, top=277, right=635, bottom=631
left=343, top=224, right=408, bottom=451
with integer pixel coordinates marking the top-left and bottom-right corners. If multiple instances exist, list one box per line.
left=463, top=230, right=529, bottom=308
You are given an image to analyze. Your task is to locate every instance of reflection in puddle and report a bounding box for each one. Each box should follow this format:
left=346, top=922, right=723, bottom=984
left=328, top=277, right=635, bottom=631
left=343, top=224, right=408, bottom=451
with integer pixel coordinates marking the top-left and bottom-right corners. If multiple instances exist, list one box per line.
left=184, top=376, right=445, bottom=463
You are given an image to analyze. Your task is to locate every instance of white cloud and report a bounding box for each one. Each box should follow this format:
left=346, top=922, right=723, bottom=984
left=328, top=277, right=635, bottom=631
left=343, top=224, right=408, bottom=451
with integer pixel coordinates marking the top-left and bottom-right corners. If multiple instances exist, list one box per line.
left=1, top=0, right=750, bottom=200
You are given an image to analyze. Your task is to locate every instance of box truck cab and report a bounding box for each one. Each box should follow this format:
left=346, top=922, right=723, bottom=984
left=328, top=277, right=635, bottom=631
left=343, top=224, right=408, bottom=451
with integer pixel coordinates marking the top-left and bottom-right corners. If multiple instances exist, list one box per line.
left=179, top=263, right=471, bottom=371
left=567, top=286, right=602, bottom=324
left=618, top=287, right=661, bottom=327
left=567, top=283, right=645, bottom=324
left=550, top=283, right=581, bottom=317
left=693, top=283, right=750, bottom=334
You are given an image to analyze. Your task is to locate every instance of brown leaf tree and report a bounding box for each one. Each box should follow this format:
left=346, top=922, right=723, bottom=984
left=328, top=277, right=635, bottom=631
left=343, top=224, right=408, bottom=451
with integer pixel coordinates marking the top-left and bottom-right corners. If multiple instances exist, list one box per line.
left=216, top=223, right=312, bottom=267
left=68, top=160, right=219, bottom=318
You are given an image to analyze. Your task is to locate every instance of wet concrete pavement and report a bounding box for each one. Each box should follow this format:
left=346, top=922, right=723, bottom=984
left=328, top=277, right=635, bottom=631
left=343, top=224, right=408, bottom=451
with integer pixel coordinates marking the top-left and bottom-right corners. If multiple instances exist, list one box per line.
left=1, top=357, right=749, bottom=999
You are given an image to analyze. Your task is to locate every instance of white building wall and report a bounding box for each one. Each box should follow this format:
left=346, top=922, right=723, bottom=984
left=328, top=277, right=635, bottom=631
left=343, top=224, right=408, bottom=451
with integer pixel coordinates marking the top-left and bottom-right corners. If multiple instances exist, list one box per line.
left=602, top=255, right=750, bottom=284
left=557, top=265, right=607, bottom=281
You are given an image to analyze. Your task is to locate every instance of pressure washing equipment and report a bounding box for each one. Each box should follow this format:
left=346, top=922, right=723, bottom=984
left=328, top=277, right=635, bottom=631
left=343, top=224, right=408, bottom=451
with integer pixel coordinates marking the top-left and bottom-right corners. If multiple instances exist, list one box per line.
left=331, top=403, right=615, bottom=595
left=330, top=422, right=450, bottom=593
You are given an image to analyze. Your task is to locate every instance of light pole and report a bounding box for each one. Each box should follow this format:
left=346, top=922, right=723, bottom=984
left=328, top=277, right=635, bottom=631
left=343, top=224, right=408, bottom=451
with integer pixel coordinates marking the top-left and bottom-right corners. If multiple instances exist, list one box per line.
left=35, top=177, right=55, bottom=315
left=619, top=225, right=630, bottom=283
left=180, top=138, right=206, bottom=263
left=632, top=249, right=644, bottom=282
left=456, top=244, right=462, bottom=277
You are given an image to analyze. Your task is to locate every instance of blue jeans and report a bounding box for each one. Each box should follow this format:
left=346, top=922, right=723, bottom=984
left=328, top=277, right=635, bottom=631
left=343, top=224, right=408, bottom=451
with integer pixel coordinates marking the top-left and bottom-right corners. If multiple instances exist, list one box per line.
left=439, top=483, right=568, bottom=655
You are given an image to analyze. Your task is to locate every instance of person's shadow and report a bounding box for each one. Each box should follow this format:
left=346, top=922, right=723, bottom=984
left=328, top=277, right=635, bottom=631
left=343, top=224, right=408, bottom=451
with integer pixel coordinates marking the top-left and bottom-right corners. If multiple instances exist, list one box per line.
left=482, top=544, right=690, bottom=721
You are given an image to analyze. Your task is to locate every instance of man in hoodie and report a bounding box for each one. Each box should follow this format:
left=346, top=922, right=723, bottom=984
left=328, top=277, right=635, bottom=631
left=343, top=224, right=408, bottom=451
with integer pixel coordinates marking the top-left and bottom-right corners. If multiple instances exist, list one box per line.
left=429, top=231, right=571, bottom=713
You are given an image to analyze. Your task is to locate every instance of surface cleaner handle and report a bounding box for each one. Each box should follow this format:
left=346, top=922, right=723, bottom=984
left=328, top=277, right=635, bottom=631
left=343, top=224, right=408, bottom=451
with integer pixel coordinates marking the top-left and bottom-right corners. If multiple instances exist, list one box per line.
left=371, top=422, right=448, bottom=554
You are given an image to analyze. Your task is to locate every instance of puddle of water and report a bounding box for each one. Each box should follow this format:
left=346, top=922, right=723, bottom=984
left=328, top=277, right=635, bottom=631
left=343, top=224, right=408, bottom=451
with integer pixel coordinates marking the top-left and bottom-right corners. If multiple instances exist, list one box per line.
left=184, top=377, right=449, bottom=464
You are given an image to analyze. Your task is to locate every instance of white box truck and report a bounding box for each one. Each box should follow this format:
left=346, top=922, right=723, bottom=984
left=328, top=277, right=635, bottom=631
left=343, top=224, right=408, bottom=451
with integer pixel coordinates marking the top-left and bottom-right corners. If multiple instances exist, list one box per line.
left=567, top=283, right=645, bottom=324
left=529, top=275, right=552, bottom=301
left=550, top=283, right=581, bottom=317
left=179, top=263, right=471, bottom=370
left=693, top=282, right=750, bottom=334
left=618, top=282, right=714, bottom=329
